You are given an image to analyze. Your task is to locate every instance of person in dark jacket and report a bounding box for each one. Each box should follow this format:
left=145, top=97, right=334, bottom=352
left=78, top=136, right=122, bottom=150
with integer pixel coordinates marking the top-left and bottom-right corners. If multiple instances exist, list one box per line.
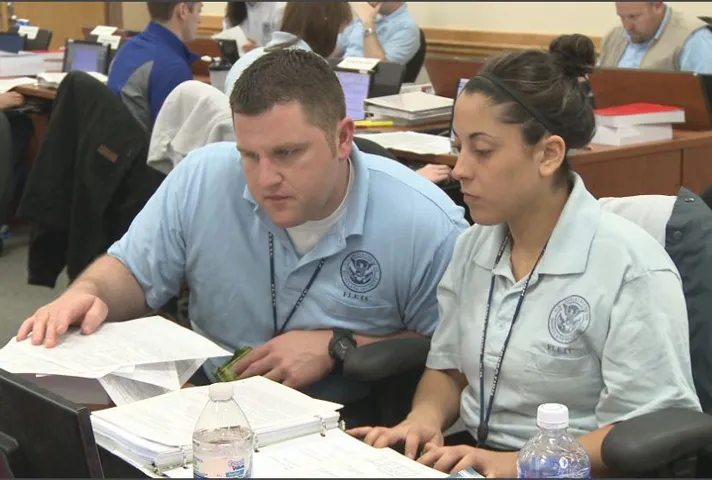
left=17, top=71, right=164, bottom=285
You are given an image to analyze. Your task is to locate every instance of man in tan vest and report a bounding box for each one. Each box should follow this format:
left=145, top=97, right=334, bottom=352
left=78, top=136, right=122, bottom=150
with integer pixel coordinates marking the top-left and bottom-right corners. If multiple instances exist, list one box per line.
left=599, top=2, right=712, bottom=74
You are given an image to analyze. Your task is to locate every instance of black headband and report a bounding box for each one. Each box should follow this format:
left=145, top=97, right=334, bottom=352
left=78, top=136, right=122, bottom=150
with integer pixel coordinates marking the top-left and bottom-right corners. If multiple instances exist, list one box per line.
left=476, top=72, right=557, bottom=134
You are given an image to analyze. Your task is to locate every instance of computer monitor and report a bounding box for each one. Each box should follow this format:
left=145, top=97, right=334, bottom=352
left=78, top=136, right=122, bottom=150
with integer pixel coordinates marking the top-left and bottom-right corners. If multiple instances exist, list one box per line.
left=0, top=369, right=104, bottom=477
left=0, top=33, right=25, bottom=54
left=370, top=61, right=405, bottom=98
left=450, top=77, right=469, bottom=142
left=62, top=39, right=110, bottom=74
left=336, top=70, right=373, bottom=120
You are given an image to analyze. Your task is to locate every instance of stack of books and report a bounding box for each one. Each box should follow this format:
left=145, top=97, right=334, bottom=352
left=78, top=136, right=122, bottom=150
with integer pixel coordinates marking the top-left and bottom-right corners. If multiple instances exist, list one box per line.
left=592, top=103, right=685, bottom=146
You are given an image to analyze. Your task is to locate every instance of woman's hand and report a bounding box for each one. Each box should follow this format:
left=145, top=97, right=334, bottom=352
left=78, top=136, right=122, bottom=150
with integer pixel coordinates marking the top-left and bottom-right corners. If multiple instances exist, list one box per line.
left=417, top=443, right=518, bottom=478
left=417, top=164, right=452, bottom=184
left=0, top=92, right=24, bottom=110
left=348, top=413, right=444, bottom=459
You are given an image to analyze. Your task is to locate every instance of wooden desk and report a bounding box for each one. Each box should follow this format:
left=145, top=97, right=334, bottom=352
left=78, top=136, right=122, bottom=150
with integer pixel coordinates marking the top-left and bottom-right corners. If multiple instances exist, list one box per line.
left=388, top=130, right=712, bottom=197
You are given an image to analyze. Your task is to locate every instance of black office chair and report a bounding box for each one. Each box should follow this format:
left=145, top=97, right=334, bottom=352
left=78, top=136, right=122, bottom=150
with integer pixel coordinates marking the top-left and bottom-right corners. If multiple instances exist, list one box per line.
left=353, top=137, right=398, bottom=161
left=701, top=184, right=712, bottom=210
left=8, top=26, right=52, bottom=51
left=403, top=29, right=426, bottom=83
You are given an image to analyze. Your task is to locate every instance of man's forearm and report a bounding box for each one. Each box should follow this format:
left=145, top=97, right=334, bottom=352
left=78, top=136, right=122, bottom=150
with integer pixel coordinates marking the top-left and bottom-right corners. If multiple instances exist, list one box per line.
left=353, top=329, right=422, bottom=347
left=363, top=28, right=387, bottom=60
left=69, top=255, right=149, bottom=323
left=409, top=368, right=465, bottom=431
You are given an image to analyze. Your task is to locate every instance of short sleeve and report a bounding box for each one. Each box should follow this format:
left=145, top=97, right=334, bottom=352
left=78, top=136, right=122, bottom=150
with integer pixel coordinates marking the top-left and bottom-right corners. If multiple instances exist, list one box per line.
left=381, top=21, right=421, bottom=64
left=403, top=227, right=464, bottom=336
left=107, top=156, right=196, bottom=310
left=679, top=28, right=712, bottom=74
left=596, top=270, right=702, bottom=426
left=426, top=233, right=468, bottom=371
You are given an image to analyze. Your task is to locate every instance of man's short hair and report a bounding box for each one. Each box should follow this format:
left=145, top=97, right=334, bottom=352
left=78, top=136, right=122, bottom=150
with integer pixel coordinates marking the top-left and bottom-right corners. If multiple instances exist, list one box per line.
left=146, top=1, right=195, bottom=22
left=229, top=49, right=347, bottom=139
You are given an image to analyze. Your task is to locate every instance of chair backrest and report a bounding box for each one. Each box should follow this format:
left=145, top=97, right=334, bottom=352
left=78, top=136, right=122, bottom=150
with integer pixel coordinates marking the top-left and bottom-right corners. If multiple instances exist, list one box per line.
left=701, top=184, right=712, bottom=210
left=8, top=26, right=52, bottom=51
left=353, top=137, right=398, bottom=161
left=403, top=29, right=426, bottom=83
left=599, top=189, right=712, bottom=415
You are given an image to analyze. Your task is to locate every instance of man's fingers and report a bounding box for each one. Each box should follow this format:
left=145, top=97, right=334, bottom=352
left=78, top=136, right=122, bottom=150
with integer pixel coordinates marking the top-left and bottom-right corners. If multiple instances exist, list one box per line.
left=404, top=431, right=422, bottom=459
left=44, top=314, right=58, bottom=348
left=233, top=345, right=269, bottom=376
left=17, top=316, right=36, bottom=341
left=261, top=366, right=286, bottom=384
left=55, top=309, right=73, bottom=335
left=30, top=311, right=49, bottom=345
left=240, top=355, right=277, bottom=379
left=81, top=299, right=107, bottom=334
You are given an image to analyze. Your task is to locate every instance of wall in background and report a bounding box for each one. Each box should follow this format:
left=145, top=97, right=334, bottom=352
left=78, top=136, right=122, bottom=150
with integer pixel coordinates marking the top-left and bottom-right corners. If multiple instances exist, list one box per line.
left=197, top=1, right=710, bottom=36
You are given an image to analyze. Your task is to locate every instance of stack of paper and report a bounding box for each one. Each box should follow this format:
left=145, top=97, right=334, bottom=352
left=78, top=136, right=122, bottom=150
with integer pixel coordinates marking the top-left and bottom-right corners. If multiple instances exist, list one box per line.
left=356, top=131, right=452, bottom=155
left=364, top=92, right=453, bottom=125
left=37, top=71, right=108, bottom=89
left=0, top=316, right=231, bottom=406
left=0, top=51, right=45, bottom=78
left=0, top=76, right=36, bottom=94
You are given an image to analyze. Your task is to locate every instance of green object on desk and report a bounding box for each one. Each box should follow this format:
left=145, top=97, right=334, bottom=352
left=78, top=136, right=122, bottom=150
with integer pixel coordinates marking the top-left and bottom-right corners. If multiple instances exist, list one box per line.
left=214, top=346, right=253, bottom=383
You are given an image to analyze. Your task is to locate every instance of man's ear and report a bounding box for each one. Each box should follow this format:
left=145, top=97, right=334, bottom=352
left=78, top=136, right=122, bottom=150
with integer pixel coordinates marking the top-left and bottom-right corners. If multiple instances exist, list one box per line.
left=337, top=118, right=355, bottom=161
left=536, top=134, right=566, bottom=179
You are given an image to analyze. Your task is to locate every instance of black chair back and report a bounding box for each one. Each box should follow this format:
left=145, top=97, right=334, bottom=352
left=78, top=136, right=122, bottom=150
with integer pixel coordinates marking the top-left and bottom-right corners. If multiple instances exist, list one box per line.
left=403, top=29, right=426, bottom=83
left=8, top=26, right=52, bottom=51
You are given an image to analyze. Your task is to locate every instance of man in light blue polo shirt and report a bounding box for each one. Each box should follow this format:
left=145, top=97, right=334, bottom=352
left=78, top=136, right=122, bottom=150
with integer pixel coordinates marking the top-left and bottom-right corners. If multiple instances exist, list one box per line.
left=598, top=2, right=712, bottom=74
left=335, top=2, right=421, bottom=65
left=16, top=49, right=468, bottom=426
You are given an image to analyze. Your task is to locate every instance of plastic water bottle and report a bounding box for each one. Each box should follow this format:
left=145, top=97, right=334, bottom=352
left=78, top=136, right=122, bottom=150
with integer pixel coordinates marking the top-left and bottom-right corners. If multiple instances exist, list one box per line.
left=193, top=383, right=255, bottom=479
left=517, top=403, right=591, bottom=478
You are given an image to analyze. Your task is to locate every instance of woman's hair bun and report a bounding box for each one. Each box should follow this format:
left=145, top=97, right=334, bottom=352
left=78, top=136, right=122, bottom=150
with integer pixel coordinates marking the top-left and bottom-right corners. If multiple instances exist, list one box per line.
left=549, top=33, right=596, bottom=80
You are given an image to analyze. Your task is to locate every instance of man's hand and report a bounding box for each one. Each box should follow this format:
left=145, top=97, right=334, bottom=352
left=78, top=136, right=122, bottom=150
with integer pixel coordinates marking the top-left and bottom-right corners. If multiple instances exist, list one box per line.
left=417, top=443, right=518, bottom=477
left=348, top=412, right=444, bottom=459
left=352, top=2, right=383, bottom=28
left=16, top=291, right=109, bottom=348
left=417, top=164, right=452, bottom=184
left=0, top=92, right=25, bottom=110
left=232, top=330, right=335, bottom=389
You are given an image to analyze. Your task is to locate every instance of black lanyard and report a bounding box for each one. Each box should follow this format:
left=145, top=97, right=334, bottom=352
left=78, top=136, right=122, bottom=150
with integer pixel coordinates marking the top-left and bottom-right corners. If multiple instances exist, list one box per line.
left=268, top=232, right=326, bottom=336
left=476, top=234, right=546, bottom=447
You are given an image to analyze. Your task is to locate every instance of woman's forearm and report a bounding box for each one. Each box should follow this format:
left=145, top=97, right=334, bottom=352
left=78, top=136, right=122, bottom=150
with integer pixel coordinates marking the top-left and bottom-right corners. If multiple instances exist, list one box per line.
left=409, top=368, right=466, bottom=431
left=577, top=424, right=616, bottom=477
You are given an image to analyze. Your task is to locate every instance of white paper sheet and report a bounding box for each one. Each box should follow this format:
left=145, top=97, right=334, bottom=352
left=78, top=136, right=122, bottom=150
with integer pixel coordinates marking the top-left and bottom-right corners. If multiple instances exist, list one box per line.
left=18, top=25, right=39, bottom=40
left=98, top=375, right=171, bottom=406
left=254, top=430, right=447, bottom=478
left=355, top=131, right=453, bottom=155
left=96, top=34, right=121, bottom=50
left=90, top=25, right=118, bottom=36
left=14, top=316, right=231, bottom=374
left=212, top=25, right=249, bottom=57
left=0, top=77, right=36, bottom=93
left=111, top=362, right=181, bottom=390
left=337, top=56, right=380, bottom=72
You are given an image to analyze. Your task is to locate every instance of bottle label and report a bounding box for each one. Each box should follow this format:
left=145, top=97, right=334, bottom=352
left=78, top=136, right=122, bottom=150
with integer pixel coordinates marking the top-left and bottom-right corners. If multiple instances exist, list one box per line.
left=194, top=456, right=251, bottom=479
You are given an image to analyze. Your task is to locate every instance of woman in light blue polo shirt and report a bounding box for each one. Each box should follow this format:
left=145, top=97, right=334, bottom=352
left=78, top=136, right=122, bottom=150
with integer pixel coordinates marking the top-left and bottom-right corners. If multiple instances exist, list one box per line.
left=224, top=2, right=353, bottom=96
left=350, top=35, right=701, bottom=477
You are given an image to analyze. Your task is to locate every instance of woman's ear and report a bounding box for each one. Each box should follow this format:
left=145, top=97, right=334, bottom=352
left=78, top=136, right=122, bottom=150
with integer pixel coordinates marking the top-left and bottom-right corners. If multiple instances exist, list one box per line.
left=536, top=135, right=566, bottom=179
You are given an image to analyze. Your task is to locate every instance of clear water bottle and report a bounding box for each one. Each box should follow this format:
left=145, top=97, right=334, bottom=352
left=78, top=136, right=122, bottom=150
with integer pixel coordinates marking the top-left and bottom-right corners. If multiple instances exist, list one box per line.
left=517, top=403, right=591, bottom=478
left=193, top=383, right=255, bottom=479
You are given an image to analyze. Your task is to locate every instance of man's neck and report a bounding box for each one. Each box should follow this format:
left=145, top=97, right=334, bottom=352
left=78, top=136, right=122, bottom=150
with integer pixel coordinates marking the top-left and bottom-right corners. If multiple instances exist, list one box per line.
left=313, top=159, right=351, bottom=222
left=508, top=184, right=570, bottom=260
left=157, top=20, right=185, bottom=43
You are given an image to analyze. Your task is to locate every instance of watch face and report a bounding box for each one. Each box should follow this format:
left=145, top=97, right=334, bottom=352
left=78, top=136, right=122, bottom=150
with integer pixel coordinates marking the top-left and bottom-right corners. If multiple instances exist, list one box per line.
left=335, top=339, right=353, bottom=360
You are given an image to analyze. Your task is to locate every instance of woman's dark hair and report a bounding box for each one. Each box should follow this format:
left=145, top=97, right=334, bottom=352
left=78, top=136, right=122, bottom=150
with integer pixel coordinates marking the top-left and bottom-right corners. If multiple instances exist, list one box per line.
left=225, top=1, right=248, bottom=29
left=266, top=2, right=353, bottom=58
left=464, top=34, right=597, bottom=183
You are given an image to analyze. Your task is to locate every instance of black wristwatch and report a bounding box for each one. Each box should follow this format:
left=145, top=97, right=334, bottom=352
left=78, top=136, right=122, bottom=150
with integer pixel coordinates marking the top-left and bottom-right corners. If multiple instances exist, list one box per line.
left=328, top=328, right=357, bottom=374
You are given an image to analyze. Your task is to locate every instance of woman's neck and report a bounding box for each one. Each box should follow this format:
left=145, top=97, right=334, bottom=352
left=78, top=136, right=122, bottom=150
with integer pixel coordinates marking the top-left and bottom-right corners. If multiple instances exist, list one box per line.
left=507, top=184, right=570, bottom=280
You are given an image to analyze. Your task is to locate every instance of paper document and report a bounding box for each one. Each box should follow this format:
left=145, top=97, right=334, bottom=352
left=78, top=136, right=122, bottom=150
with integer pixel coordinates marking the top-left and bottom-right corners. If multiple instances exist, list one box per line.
left=91, top=25, right=118, bottom=36
left=337, top=56, right=380, bottom=72
left=212, top=25, right=249, bottom=57
left=18, top=25, right=39, bottom=41
left=0, top=77, right=36, bottom=93
left=254, top=430, right=447, bottom=478
left=356, top=131, right=453, bottom=155
left=96, top=34, right=121, bottom=50
left=98, top=375, right=171, bottom=406
left=14, top=316, right=231, bottom=373
left=92, top=376, right=342, bottom=448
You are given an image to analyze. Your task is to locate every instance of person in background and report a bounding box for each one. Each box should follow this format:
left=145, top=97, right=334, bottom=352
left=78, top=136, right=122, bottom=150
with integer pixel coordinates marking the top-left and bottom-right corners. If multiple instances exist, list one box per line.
left=0, top=92, right=34, bottom=257
left=108, top=1, right=203, bottom=131
left=17, top=50, right=468, bottom=428
left=224, top=1, right=353, bottom=95
left=599, top=2, right=712, bottom=74
left=549, top=33, right=596, bottom=109
left=350, top=37, right=700, bottom=477
left=334, top=2, right=421, bottom=65
left=224, top=1, right=286, bottom=52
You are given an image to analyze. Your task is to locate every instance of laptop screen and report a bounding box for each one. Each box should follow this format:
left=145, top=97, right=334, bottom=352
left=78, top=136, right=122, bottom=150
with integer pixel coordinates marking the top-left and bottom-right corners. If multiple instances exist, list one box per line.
left=336, top=70, right=372, bottom=120
left=0, top=33, right=25, bottom=54
left=450, top=78, right=470, bottom=142
left=63, top=41, right=109, bottom=74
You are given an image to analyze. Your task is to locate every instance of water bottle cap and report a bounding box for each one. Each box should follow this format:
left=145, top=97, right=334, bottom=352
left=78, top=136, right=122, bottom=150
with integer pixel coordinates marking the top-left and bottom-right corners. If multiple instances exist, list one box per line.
left=537, top=403, right=569, bottom=429
left=208, top=383, right=234, bottom=401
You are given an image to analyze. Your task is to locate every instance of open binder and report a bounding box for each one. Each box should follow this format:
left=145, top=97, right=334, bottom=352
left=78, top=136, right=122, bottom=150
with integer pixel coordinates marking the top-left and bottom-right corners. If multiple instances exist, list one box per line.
left=91, top=376, right=445, bottom=478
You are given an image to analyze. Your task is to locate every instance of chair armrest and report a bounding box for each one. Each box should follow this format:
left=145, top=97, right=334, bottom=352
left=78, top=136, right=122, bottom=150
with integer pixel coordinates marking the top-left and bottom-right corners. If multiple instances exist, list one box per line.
left=602, top=408, right=712, bottom=474
left=342, top=337, right=430, bottom=383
